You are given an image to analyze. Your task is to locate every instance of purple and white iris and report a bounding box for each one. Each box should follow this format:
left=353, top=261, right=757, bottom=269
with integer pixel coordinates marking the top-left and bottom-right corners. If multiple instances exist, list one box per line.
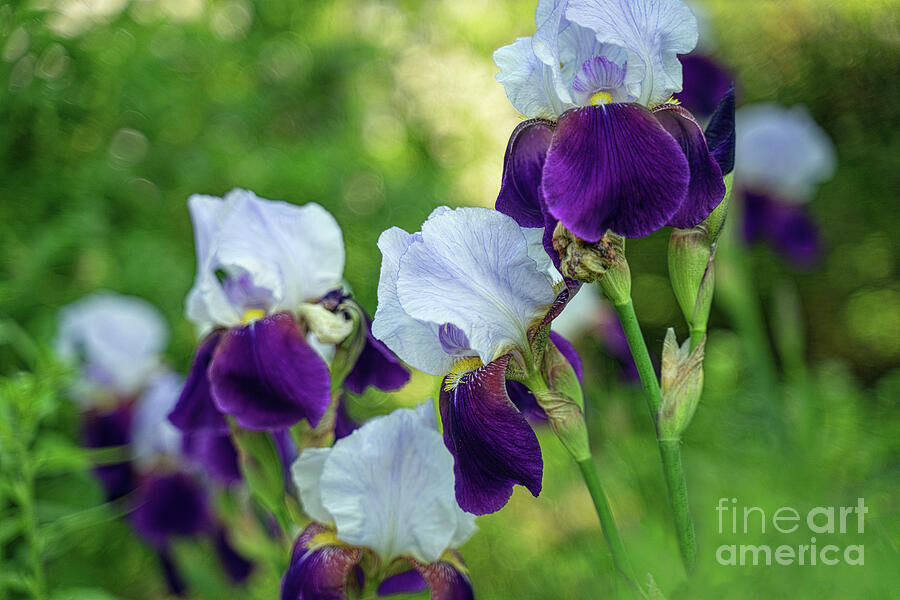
left=493, top=0, right=733, bottom=242
left=372, top=207, right=580, bottom=515
left=57, top=292, right=168, bottom=500
left=169, top=189, right=408, bottom=436
left=284, top=401, right=475, bottom=600
left=735, top=104, right=835, bottom=266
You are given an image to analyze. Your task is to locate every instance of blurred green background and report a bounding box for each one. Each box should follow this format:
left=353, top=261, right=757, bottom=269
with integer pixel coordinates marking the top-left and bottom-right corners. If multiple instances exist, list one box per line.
left=1, top=0, right=898, bottom=598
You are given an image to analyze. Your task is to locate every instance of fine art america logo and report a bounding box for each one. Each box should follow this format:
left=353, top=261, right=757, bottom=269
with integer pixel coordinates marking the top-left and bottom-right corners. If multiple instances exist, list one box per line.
left=715, top=498, right=867, bottom=566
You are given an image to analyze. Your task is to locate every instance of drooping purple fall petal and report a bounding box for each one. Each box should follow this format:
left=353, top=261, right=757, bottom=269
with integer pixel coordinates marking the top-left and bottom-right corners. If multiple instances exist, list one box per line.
left=209, top=313, right=331, bottom=431
left=439, top=356, right=542, bottom=515
left=496, top=119, right=555, bottom=228
left=408, top=554, right=475, bottom=600
left=281, top=524, right=362, bottom=600
left=652, top=104, right=726, bottom=228
left=131, top=472, right=210, bottom=548
left=169, top=330, right=228, bottom=434
left=542, top=103, right=690, bottom=240
left=82, top=405, right=135, bottom=501
left=703, top=85, right=736, bottom=175
left=674, top=54, right=733, bottom=118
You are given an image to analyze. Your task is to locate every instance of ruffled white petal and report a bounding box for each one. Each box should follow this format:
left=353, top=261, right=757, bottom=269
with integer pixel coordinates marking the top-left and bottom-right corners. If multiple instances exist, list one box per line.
left=131, top=371, right=184, bottom=467
left=317, top=401, right=476, bottom=563
left=494, top=37, right=567, bottom=119
left=565, top=0, right=698, bottom=105
left=291, top=447, right=334, bottom=526
left=736, top=104, right=836, bottom=202
left=371, top=227, right=455, bottom=376
left=56, top=292, right=167, bottom=402
left=395, top=208, right=557, bottom=367
left=185, top=189, right=345, bottom=334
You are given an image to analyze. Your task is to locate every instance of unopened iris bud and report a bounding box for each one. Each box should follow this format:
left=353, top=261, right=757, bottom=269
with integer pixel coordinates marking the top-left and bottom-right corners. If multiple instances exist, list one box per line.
left=668, top=226, right=714, bottom=334
left=528, top=340, right=590, bottom=462
left=657, top=329, right=705, bottom=441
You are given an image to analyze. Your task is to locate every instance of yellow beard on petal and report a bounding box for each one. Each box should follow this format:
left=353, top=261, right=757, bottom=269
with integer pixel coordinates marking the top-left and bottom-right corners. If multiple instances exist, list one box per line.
left=443, top=357, right=484, bottom=392
left=241, top=309, right=266, bottom=325
left=589, top=91, right=613, bottom=106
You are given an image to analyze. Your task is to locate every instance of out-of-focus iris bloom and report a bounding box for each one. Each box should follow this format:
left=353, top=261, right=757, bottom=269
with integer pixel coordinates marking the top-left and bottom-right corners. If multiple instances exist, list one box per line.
left=169, top=189, right=408, bottom=435
left=57, top=292, right=167, bottom=405
left=130, top=370, right=253, bottom=588
left=372, top=207, right=581, bottom=515
left=735, top=104, right=836, bottom=267
left=58, top=292, right=168, bottom=500
left=493, top=0, right=732, bottom=242
left=285, top=401, right=476, bottom=600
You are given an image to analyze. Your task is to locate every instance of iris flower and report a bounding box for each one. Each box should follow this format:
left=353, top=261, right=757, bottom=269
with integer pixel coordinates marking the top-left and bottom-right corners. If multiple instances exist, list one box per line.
left=735, top=104, right=835, bottom=267
left=169, top=189, right=408, bottom=435
left=285, top=401, right=476, bottom=600
left=493, top=0, right=731, bottom=242
left=372, top=207, right=581, bottom=515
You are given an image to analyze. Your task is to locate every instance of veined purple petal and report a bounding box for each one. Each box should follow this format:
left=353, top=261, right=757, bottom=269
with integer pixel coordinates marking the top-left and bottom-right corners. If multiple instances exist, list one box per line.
left=169, top=330, right=229, bottom=434
left=542, top=104, right=690, bottom=240
left=409, top=555, right=475, bottom=600
left=548, top=331, right=583, bottom=381
left=704, top=86, right=736, bottom=176
left=343, top=315, right=410, bottom=395
left=213, top=527, right=254, bottom=583
left=182, top=430, right=242, bottom=485
left=209, top=313, right=331, bottom=431
left=131, top=472, right=210, bottom=548
left=496, top=119, right=555, bottom=229
left=506, top=381, right=547, bottom=423
left=674, top=54, right=732, bottom=118
left=82, top=405, right=135, bottom=501
left=652, top=104, right=726, bottom=228
left=440, top=356, right=542, bottom=515
left=281, top=524, right=362, bottom=600
left=376, top=569, right=427, bottom=596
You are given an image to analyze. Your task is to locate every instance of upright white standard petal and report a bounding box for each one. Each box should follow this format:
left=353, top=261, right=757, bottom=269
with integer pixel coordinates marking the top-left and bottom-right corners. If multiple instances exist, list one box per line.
left=550, top=284, right=603, bottom=340
left=292, top=400, right=475, bottom=563
left=494, top=36, right=566, bottom=119
left=565, top=0, right=698, bottom=105
left=131, top=371, right=184, bottom=468
left=389, top=207, right=558, bottom=369
left=736, top=104, right=836, bottom=203
left=56, top=292, right=167, bottom=402
left=185, top=189, right=345, bottom=334
left=371, top=227, right=455, bottom=376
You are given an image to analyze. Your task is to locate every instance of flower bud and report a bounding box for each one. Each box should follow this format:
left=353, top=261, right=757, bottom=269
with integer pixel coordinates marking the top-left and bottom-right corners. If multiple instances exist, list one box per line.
left=704, top=173, right=732, bottom=244
left=298, top=303, right=354, bottom=344
left=529, top=340, right=590, bottom=462
left=552, top=223, right=631, bottom=304
left=657, top=329, right=705, bottom=441
left=667, top=226, right=714, bottom=333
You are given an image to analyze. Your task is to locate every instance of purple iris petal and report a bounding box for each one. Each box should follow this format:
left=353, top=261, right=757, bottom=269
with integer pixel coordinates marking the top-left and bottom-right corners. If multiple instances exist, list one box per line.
left=182, top=430, right=242, bottom=485
left=376, top=569, right=427, bottom=596
left=674, top=54, right=733, bottom=118
left=334, top=396, right=358, bottom=441
left=496, top=119, right=555, bottom=229
left=281, top=524, right=362, bottom=600
left=131, top=472, right=210, bottom=548
left=343, top=315, right=410, bottom=395
left=438, top=323, right=473, bottom=356
left=542, top=104, right=690, bottom=240
left=169, top=330, right=228, bottom=434
left=439, top=356, right=542, bottom=515
left=742, top=190, right=822, bottom=268
left=411, top=555, right=475, bottom=600
left=652, top=104, right=726, bottom=228
left=82, top=405, right=135, bottom=501
left=213, top=527, right=254, bottom=583
left=209, top=313, right=331, bottom=431
left=158, top=550, right=187, bottom=596
left=703, top=85, right=736, bottom=176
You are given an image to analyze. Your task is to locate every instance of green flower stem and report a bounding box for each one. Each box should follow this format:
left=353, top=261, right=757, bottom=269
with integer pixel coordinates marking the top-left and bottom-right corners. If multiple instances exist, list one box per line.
left=689, top=326, right=706, bottom=351
left=658, top=440, right=696, bottom=570
left=576, top=457, right=643, bottom=597
left=612, top=299, right=696, bottom=574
